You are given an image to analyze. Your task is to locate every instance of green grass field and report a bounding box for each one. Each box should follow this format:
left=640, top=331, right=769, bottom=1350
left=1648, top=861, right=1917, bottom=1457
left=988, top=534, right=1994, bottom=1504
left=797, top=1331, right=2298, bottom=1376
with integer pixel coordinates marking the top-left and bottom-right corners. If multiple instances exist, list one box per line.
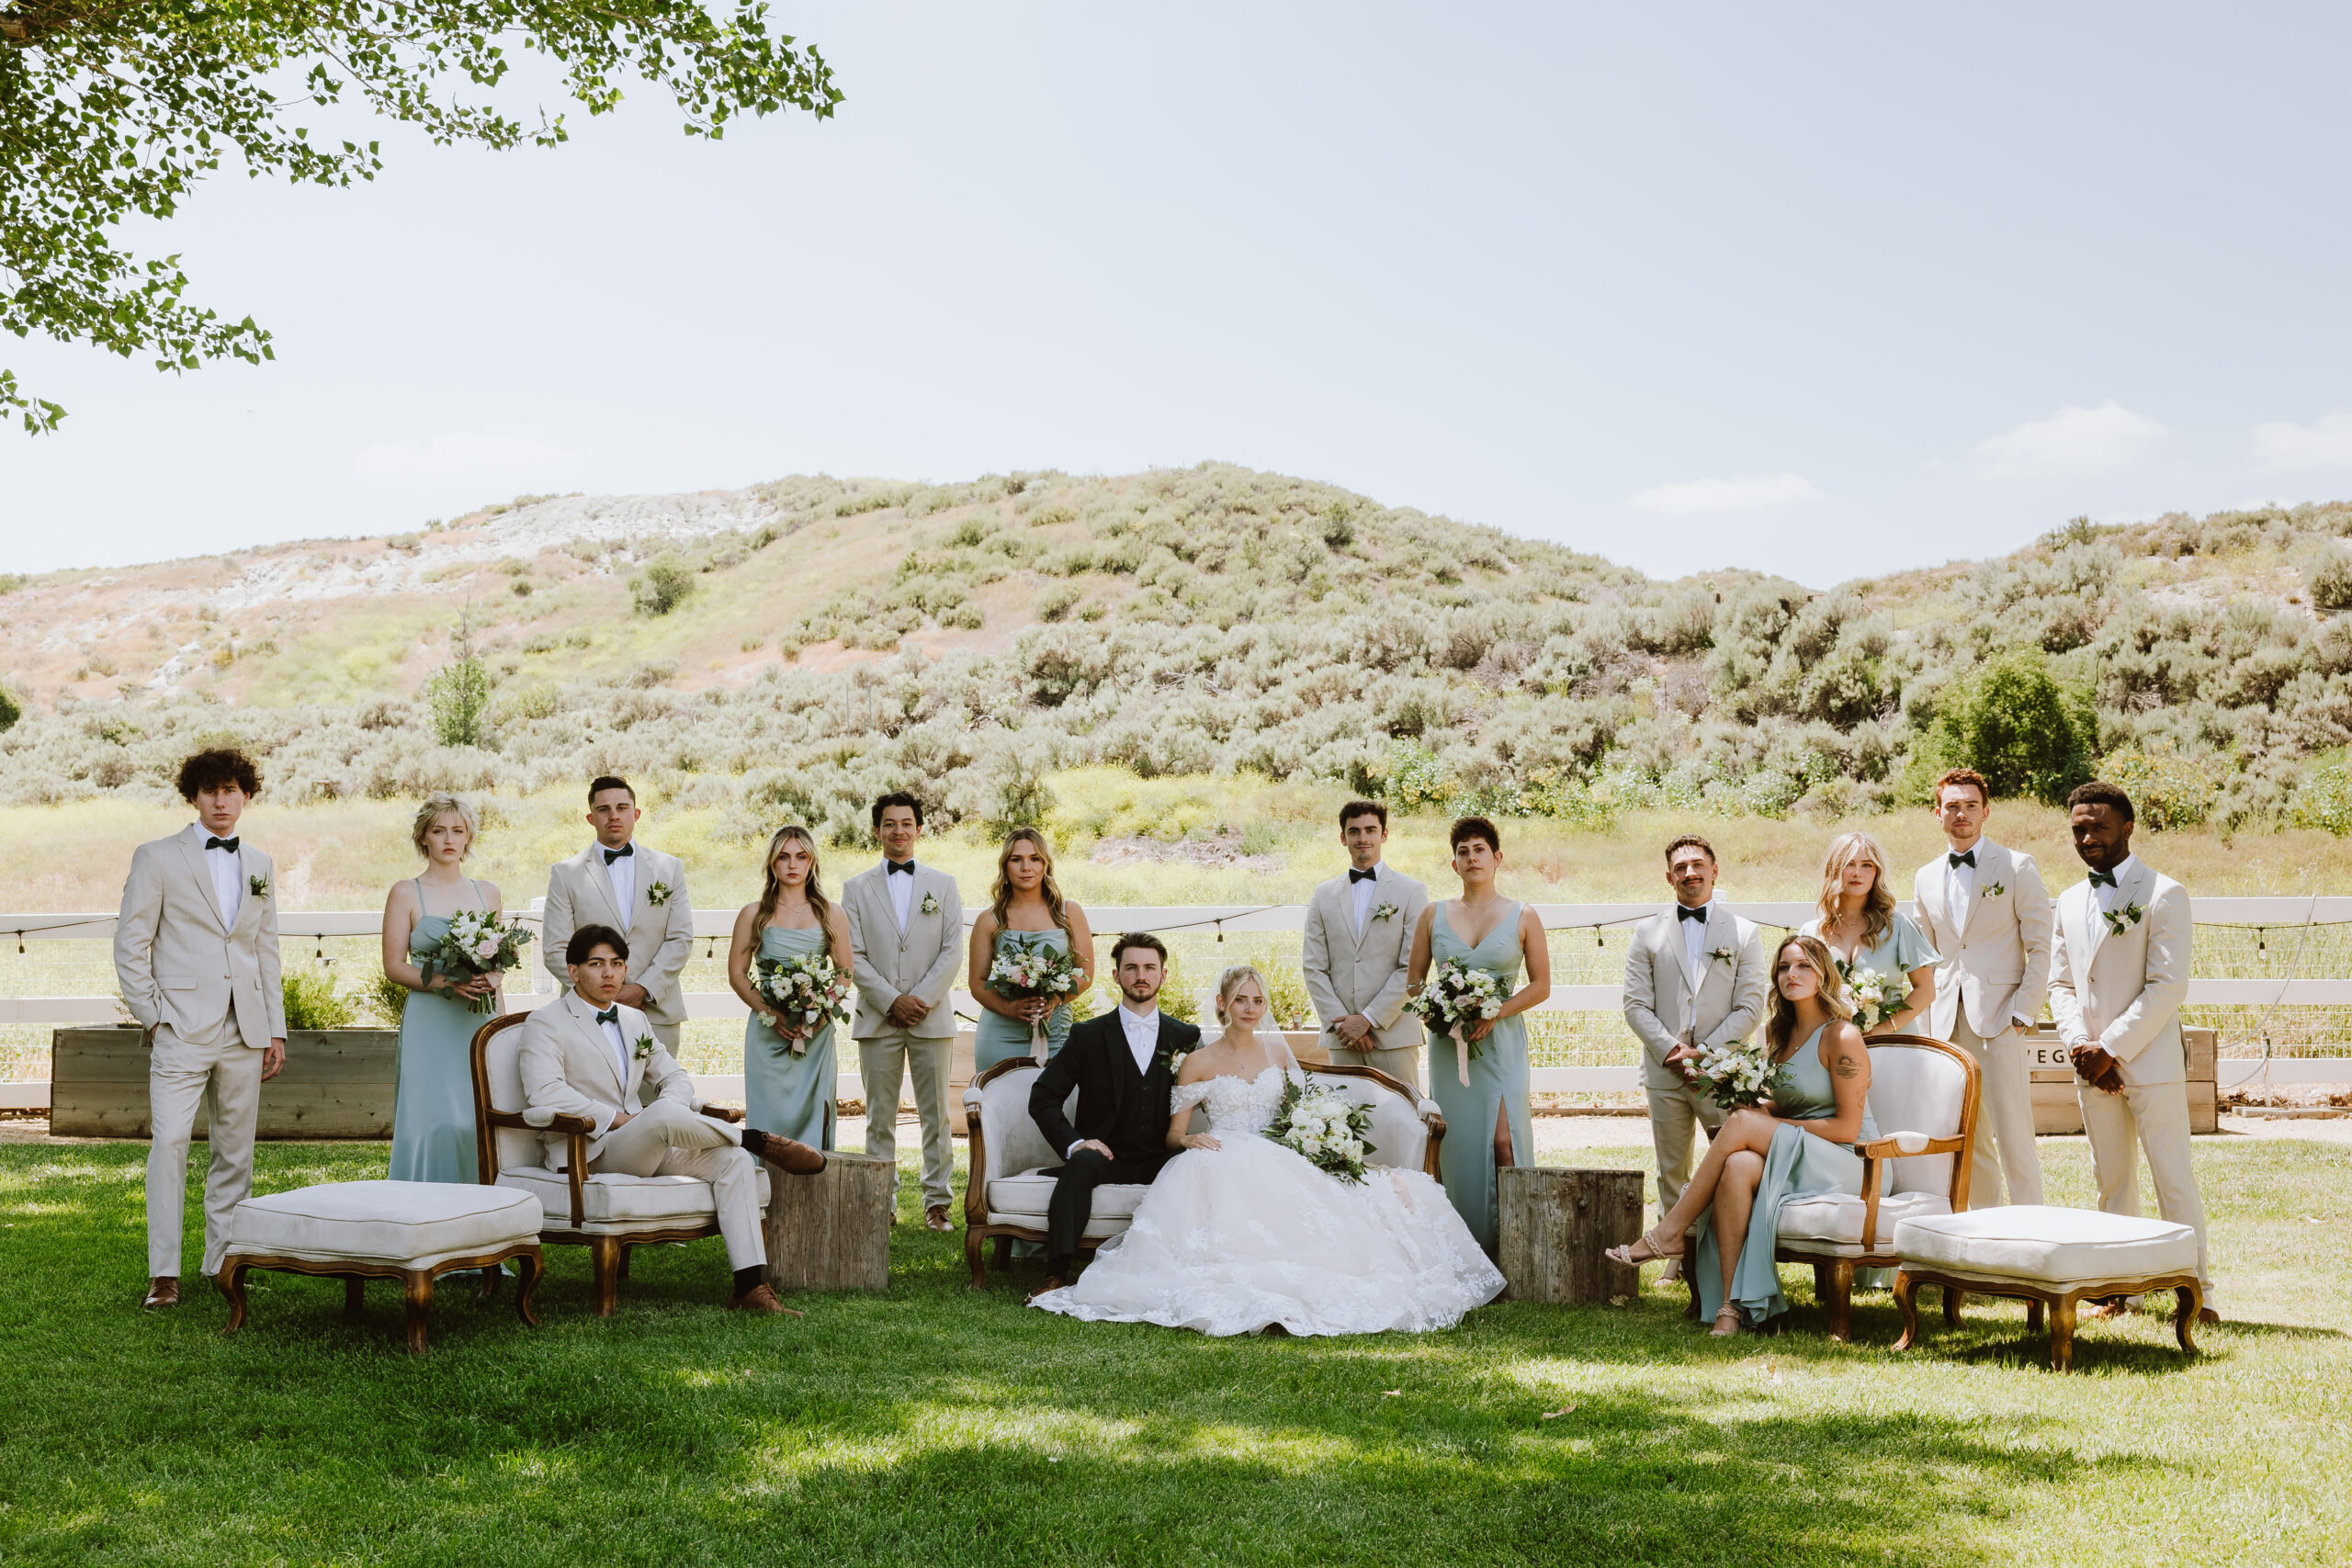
left=0, top=1131, right=2346, bottom=1566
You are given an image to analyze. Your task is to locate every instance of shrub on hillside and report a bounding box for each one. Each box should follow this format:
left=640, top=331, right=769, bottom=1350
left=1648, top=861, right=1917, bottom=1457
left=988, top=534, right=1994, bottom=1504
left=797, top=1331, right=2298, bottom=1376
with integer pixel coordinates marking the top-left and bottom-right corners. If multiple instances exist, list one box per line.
left=2097, top=747, right=2218, bottom=830
left=282, top=967, right=358, bottom=1031
left=630, top=555, right=696, bottom=616
left=1910, top=648, right=2094, bottom=803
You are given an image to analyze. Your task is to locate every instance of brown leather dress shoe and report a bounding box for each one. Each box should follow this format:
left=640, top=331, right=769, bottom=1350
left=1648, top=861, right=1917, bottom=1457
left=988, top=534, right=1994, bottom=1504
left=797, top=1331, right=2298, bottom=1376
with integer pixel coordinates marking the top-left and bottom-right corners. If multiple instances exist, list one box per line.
left=143, top=1276, right=180, bottom=1309
left=729, top=1282, right=805, bottom=1317
left=925, top=1204, right=953, bottom=1231
left=1023, top=1276, right=1068, bottom=1304
left=744, top=1129, right=827, bottom=1176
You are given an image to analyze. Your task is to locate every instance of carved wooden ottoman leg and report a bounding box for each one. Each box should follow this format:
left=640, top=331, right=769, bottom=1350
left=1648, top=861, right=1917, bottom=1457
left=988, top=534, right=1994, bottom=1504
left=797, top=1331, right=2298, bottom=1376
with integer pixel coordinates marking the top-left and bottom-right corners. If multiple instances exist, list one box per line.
left=1683, top=1271, right=1701, bottom=1320
left=2049, top=1293, right=2077, bottom=1371
left=965, top=1228, right=988, bottom=1290
left=1827, top=1260, right=1855, bottom=1343
left=344, top=1274, right=366, bottom=1321
left=403, top=1270, right=435, bottom=1356
left=2026, top=1297, right=2045, bottom=1335
left=992, top=1236, right=1012, bottom=1272
left=616, top=1244, right=632, bottom=1282
left=2176, top=1286, right=2200, bottom=1354
left=588, top=1235, right=622, bottom=1317
left=1891, top=1269, right=1920, bottom=1351
left=514, top=1251, right=543, bottom=1328
left=220, top=1263, right=251, bottom=1337
left=1942, top=1284, right=1964, bottom=1326
left=480, top=1261, right=503, bottom=1299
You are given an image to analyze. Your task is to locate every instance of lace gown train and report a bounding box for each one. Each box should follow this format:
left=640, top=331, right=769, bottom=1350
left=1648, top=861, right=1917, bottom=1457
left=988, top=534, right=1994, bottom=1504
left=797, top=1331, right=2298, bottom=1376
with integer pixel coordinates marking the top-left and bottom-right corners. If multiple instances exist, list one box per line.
left=1027, top=1068, right=1505, bottom=1337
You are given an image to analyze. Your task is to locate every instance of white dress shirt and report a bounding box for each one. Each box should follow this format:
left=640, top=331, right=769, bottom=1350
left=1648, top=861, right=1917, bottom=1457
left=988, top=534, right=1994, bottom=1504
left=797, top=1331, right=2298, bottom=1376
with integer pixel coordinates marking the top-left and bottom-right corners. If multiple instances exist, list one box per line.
left=1677, top=901, right=1712, bottom=988
left=193, top=824, right=243, bottom=927
left=884, top=860, right=916, bottom=930
left=2092, top=855, right=2140, bottom=916
left=598, top=841, right=638, bottom=919
left=1348, top=863, right=1381, bottom=936
left=1945, top=843, right=1980, bottom=912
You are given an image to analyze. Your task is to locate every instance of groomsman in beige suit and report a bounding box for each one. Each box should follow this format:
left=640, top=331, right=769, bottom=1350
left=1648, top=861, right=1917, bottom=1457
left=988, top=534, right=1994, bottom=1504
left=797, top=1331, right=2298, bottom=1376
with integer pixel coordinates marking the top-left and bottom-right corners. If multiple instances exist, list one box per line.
left=1912, top=767, right=2051, bottom=1207
left=2049, top=781, right=2218, bottom=1323
left=1302, top=799, right=1430, bottom=1085
left=520, top=924, right=824, bottom=1313
left=1623, top=834, right=1770, bottom=1279
left=842, top=792, right=965, bottom=1230
left=542, top=775, right=695, bottom=1047
left=114, top=748, right=287, bottom=1309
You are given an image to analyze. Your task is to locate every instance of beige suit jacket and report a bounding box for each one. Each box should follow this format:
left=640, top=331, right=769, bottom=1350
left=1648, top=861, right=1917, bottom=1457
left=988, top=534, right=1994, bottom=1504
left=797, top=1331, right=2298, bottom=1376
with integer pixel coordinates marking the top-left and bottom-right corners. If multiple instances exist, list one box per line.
left=114, top=826, right=286, bottom=1049
left=541, top=841, right=695, bottom=1031
left=517, top=992, right=697, bottom=1168
left=1914, top=840, right=2053, bottom=1037
left=1622, top=904, right=1770, bottom=1090
left=842, top=862, right=963, bottom=1039
left=2047, top=859, right=2189, bottom=1088
left=1300, top=865, right=1429, bottom=1052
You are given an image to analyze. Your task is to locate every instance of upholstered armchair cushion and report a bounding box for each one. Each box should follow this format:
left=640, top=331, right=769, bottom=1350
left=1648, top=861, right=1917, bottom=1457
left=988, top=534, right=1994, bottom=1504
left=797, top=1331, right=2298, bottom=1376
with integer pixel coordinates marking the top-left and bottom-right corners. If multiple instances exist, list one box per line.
left=497, top=1165, right=770, bottom=1229
left=1893, top=1205, right=2198, bottom=1285
left=985, top=1168, right=1149, bottom=1238
left=226, top=1180, right=541, bottom=1267
left=481, top=1025, right=544, bottom=1174
left=1864, top=1043, right=1971, bottom=1201
left=966, top=1065, right=1069, bottom=1187
left=1778, top=1190, right=1951, bottom=1251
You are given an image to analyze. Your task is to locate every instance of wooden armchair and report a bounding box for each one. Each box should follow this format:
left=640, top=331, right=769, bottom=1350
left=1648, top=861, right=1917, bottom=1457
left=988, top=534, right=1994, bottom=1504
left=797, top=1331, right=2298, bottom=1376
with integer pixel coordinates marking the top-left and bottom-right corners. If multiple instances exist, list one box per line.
left=469, top=1012, right=767, bottom=1315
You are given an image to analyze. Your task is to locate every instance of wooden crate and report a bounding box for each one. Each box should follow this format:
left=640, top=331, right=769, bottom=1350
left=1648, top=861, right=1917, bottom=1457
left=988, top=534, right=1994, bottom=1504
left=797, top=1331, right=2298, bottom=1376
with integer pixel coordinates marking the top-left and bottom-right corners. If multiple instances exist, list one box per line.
left=50, top=1027, right=400, bottom=1139
left=2024, top=1025, right=2218, bottom=1135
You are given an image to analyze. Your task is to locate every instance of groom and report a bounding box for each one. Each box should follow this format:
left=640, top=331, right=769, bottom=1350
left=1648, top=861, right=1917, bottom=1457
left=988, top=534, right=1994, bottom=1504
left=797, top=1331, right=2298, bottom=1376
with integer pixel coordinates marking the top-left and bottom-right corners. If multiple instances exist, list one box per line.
left=1024, top=932, right=1201, bottom=1299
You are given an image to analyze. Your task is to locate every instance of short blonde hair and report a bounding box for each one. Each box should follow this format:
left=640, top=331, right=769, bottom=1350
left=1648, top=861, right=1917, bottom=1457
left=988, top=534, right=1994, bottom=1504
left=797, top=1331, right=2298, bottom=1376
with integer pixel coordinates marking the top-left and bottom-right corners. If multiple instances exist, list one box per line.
left=411, top=792, right=481, bottom=859
left=1214, top=964, right=1268, bottom=1024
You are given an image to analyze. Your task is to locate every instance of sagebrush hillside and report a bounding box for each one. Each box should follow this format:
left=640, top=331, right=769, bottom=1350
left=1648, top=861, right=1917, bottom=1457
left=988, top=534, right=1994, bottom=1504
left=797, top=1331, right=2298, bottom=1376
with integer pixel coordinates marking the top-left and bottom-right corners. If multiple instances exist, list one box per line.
left=4, top=463, right=2351, bottom=843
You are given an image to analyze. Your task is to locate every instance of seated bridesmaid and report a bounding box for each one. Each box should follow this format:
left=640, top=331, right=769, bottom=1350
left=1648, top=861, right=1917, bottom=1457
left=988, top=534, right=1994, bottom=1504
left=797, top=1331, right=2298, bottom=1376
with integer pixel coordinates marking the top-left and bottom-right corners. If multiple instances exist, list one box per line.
left=1803, top=830, right=1938, bottom=1037
left=383, top=792, right=504, bottom=1184
left=728, top=825, right=854, bottom=1150
left=1605, top=933, right=1874, bottom=1337
left=968, top=828, right=1094, bottom=1074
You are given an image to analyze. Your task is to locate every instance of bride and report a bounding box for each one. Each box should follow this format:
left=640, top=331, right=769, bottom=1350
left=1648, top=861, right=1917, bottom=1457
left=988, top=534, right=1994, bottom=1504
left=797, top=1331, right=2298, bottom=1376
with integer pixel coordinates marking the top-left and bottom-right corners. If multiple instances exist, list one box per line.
left=1027, top=964, right=1504, bottom=1337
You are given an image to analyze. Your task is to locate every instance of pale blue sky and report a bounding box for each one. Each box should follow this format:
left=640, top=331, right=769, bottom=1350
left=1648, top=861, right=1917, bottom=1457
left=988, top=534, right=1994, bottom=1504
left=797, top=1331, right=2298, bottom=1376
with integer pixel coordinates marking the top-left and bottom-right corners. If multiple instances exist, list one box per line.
left=6, top=4, right=2351, bottom=586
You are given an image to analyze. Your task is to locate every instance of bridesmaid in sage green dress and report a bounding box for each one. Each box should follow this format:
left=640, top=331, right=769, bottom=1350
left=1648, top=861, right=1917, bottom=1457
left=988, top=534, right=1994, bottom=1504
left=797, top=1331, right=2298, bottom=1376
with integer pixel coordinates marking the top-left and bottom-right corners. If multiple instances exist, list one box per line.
left=1408, top=816, right=1551, bottom=1255
left=728, top=825, right=855, bottom=1150
left=968, top=828, right=1095, bottom=1074
left=383, top=793, right=506, bottom=1185
left=1606, top=933, right=1873, bottom=1336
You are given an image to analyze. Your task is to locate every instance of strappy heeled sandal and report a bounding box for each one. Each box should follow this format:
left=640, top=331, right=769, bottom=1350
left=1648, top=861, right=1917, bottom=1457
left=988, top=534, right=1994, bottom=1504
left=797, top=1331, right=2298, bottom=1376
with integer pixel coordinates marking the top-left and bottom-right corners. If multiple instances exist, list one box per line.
left=1602, top=1224, right=1685, bottom=1269
left=1709, top=1305, right=1743, bottom=1337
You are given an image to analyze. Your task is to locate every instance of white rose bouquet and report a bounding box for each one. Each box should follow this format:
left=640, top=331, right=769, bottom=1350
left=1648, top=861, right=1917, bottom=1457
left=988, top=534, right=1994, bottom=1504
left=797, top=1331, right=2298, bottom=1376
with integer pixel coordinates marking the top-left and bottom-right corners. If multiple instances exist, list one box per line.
left=1412, top=958, right=1509, bottom=1085
left=422, top=909, right=532, bottom=1015
left=1263, top=1077, right=1376, bottom=1184
left=1838, top=962, right=1904, bottom=1032
left=988, top=941, right=1085, bottom=1064
left=752, top=952, right=853, bottom=1054
left=1691, top=1040, right=1794, bottom=1112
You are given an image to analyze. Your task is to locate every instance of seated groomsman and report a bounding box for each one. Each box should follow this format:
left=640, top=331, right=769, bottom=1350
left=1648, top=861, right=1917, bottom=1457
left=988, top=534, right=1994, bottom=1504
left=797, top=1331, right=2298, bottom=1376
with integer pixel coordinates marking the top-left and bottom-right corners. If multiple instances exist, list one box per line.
left=1622, top=834, right=1769, bottom=1280
left=1913, top=767, right=2051, bottom=1207
left=2049, top=782, right=2220, bottom=1323
left=519, top=925, right=826, bottom=1314
left=114, top=747, right=287, bottom=1309
left=543, top=776, right=695, bottom=1048
left=1302, top=799, right=1430, bottom=1085
left=842, top=792, right=964, bottom=1231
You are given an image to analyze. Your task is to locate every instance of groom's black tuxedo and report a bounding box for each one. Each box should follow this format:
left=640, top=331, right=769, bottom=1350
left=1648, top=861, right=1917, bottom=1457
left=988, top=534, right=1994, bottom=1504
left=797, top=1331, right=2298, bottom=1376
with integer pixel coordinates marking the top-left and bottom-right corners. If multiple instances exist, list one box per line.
left=1029, top=1005, right=1201, bottom=1269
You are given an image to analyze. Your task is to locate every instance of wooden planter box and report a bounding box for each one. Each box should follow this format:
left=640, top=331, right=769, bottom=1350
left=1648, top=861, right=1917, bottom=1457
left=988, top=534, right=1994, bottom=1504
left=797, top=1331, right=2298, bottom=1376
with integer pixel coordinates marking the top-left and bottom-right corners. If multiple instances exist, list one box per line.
left=2025, top=1025, right=2218, bottom=1135
left=50, top=1027, right=399, bottom=1139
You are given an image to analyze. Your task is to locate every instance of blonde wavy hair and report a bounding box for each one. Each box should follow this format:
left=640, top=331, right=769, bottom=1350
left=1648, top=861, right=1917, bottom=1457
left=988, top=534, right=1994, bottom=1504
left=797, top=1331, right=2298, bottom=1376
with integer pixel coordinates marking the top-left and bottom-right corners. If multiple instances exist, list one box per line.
left=1816, top=831, right=1896, bottom=951
left=1765, top=933, right=1856, bottom=1055
left=1214, top=964, right=1269, bottom=1025
left=410, top=792, right=480, bottom=859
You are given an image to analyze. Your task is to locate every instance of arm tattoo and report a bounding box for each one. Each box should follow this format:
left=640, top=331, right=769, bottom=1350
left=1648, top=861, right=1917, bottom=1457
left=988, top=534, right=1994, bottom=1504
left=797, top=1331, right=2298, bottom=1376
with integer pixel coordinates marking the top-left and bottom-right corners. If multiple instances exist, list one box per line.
left=1833, top=1052, right=1862, bottom=1079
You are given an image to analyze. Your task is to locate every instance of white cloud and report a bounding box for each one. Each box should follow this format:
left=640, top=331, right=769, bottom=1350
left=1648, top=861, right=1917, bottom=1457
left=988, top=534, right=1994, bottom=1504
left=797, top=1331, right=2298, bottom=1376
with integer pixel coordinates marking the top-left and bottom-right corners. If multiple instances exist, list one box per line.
left=2251, top=412, right=2352, bottom=471
left=1973, top=401, right=2167, bottom=479
left=1627, top=472, right=1818, bottom=514
left=356, top=428, right=575, bottom=481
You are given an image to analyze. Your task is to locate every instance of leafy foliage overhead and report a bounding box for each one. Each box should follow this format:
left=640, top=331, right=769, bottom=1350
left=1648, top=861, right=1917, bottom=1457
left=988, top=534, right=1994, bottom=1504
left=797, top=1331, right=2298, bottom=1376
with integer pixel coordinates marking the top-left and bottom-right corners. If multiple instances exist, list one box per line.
left=0, top=0, right=840, bottom=432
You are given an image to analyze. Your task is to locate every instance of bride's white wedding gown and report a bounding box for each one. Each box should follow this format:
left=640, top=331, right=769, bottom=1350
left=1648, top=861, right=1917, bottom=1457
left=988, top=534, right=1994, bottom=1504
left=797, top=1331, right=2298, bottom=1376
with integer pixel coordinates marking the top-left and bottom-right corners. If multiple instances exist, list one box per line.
left=1027, top=1067, right=1505, bottom=1337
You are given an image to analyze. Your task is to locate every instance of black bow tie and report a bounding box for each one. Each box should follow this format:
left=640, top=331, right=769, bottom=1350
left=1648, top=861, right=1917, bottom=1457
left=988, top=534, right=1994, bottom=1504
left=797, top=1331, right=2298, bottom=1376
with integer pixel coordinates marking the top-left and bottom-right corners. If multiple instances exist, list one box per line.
left=603, top=844, right=633, bottom=864
left=887, top=860, right=915, bottom=876
left=204, top=836, right=240, bottom=853
left=1349, top=867, right=1377, bottom=884
left=1677, top=905, right=1709, bottom=924
left=2087, top=869, right=2118, bottom=889
left=1949, top=850, right=1976, bottom=869
left=594, top=1006, right=620, bottom=1026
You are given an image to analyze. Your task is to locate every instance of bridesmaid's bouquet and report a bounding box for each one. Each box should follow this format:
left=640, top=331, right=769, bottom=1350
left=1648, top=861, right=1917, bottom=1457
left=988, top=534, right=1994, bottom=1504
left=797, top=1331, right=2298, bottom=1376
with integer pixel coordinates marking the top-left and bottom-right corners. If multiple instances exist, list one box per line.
left=1412, top=958, right=1508, bottom=1084
left=422, top=909, right=532, bottom=1015
left=753, top=952, right=853, bottom=1054
left=988, top=942, right=1085, bottom=1065
left=1691, top=1040, right=1794, bottom=1112
left=1838, top=962, right=1902, bottom=1032
left=1264, top=1077, right=1376, bottom=1184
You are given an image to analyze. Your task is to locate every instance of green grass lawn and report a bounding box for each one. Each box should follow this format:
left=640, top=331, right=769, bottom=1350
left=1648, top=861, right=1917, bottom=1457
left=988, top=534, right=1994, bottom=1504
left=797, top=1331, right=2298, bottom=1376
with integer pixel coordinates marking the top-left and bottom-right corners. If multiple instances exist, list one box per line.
left=0, top=1134, right=2346, bottom=1566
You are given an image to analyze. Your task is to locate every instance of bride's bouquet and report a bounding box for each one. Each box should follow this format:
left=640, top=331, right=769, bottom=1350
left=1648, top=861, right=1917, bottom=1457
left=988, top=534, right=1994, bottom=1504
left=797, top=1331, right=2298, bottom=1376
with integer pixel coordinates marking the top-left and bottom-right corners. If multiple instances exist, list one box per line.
left=752, top=951, right=853, bottom=1053
left=1263, top=1077, right=1376, bottom=1185
left=1412, top=958, right=1508, bottom=1085
left=1690, top=1040, right=1794, bottom=1112
left=1838, top=962, right=1903, bottom=1032
left=422, top=909, right=532, bottom=1015
left=988, top=942, right=1085, bottom=1064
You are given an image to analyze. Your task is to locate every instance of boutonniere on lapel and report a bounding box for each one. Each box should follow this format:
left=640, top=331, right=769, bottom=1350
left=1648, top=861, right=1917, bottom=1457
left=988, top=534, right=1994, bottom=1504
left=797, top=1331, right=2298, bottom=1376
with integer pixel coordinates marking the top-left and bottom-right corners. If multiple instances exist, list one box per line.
left=1157, top=1045, right=1189, bottom=1077
left=1981, top=882, right=2006, bottom=900
left=921, top=892, right=941, bottom=915
left=1708, top=946, right=1737, bottom=968
left=1372, top=901, right=1400, bottom=923
left=646, top=881, right=674, bottom=907
left=633, top=1033, right=658, bottom=1061
left=248, top=874, right=271, bottom=899
left=2100, top=902, right=2146, bottom=937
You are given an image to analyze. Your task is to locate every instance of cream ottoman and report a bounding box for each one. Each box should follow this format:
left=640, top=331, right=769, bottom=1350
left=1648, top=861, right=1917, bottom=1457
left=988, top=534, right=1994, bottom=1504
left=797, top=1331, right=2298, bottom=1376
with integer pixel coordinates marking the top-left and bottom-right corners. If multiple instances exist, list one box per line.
left=1890, top=1205, right=2202, bottom=1371
left=218, top=1180, right=545, bottom=1354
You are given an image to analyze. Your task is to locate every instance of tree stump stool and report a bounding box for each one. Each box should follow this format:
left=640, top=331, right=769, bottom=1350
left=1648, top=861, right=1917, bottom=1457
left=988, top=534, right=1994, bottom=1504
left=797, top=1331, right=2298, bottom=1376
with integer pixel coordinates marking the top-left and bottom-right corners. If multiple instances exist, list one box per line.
left=1497, top=1166, right=1644, bottom=1303
left=763, top=1152, right=896, bottom=1292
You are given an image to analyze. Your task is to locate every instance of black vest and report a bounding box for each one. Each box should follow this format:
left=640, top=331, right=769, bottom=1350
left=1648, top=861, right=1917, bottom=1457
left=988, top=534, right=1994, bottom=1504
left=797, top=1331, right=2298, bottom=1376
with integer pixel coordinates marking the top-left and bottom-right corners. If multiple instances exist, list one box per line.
left=1109, top=1037, right=1170, bottom=1158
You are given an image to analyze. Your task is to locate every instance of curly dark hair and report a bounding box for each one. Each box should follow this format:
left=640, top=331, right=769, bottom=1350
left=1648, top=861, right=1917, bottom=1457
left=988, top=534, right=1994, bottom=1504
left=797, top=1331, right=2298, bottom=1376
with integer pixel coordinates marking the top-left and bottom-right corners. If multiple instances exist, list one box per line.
left=175, top=747, right=262, bottom=803
left=2065, top=780, right=2134, bottom=821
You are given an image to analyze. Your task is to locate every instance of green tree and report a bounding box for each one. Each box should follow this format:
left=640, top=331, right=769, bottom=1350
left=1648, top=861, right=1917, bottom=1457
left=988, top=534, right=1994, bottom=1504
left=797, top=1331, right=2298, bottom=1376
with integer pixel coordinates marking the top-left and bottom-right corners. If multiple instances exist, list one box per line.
left=630, top=554, right=696, bottom=615
left=2, top=2, right=840, bottom=433
left=1914, top=648, right=2093, bottom=803
left=424, top=613, right=492, bottom=747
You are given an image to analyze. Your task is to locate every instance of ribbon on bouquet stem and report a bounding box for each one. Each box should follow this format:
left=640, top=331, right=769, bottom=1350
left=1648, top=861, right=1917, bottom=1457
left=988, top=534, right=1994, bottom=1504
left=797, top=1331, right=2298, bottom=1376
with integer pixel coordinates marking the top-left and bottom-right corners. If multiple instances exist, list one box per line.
left=1030, top=1013, right=1049, bottom=1067
left=1451, top=1022, right=1471, bottom=1087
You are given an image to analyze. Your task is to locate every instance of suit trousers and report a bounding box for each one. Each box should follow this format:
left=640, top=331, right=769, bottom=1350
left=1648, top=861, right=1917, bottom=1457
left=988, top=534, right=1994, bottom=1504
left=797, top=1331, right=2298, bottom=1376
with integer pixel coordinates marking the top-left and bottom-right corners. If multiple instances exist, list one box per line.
left=857, top=1026, right=955, bottom=1211
left=592, top=1100, right=766, bottom=1270
left=1645, top=1080, right=1726, bottom=1219
left=1329, top=1041, right=1422, bottom=1089
left=147, top=1021, right=264, bottom=1279
left=2079, top=1077, right=2212, bottom=1292
left=1950, top=1018, right=2043, bottom=1207
left=1046, top=1147, right=1169, bottom=1267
